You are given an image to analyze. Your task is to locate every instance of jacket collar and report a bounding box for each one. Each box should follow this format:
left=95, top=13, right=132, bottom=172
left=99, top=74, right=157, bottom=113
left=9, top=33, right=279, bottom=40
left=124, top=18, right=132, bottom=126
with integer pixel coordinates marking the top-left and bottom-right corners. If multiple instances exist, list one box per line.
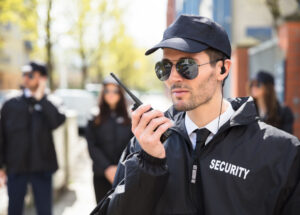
left=165, top=97, right=259, bottom=141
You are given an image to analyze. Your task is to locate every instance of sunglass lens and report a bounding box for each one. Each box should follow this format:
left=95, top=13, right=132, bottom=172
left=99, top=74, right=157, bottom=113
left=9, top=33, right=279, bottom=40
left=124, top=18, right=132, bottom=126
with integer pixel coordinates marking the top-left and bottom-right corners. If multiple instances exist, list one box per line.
left=176, top=58, right=198, bottom=80
left=104, top=89, right=119, bottom=94
left=155, top=60, right=172, bottom=81
left=23, top=73, right=34, bottom=79
left=28, top=73, right=34, bottom=79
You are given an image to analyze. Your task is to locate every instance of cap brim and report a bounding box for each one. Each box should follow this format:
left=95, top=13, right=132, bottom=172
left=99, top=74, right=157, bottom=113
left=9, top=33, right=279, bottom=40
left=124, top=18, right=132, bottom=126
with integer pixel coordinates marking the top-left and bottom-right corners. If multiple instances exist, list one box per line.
left=145, top=37, right=209, bottom=55
left=21, top=65, right=33, bottom=73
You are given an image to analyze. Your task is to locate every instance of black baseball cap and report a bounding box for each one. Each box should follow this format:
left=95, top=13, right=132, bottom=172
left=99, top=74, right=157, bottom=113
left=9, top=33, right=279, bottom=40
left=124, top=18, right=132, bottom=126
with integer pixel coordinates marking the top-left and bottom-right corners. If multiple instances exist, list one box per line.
left=21, top=61, right=48, bottom=77
left=254, top=70, right=274, bottom=85
left=145, top=15, right=231, bottom=59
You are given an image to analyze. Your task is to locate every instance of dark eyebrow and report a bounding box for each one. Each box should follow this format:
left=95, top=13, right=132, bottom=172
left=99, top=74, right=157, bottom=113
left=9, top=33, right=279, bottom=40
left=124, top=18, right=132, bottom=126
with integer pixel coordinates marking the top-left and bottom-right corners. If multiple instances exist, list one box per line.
left=162, top=57, right=195, bottom=63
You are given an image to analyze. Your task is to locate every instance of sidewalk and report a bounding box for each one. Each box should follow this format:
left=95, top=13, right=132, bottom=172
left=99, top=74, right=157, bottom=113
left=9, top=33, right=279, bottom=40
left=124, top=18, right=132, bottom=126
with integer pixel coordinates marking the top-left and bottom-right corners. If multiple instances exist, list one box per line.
left=0, top=137, right=97, bottom=215
left=27, top=137, right=96, bottom=215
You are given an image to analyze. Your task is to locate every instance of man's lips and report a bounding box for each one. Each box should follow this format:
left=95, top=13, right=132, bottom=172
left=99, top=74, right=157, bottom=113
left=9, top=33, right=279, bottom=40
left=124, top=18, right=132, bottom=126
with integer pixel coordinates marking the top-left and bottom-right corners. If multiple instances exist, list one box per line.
left=172, top=89, right=189, bottom=96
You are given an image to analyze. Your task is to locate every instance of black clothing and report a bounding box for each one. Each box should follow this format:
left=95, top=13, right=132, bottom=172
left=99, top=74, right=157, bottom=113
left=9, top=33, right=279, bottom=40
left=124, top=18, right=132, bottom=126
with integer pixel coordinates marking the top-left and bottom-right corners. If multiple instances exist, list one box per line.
left=100, top=97, right=300, bottom=215
left=145, top=15, right=231, bottom=58
left=276, top=104, right=294, bottom=134
left=93, top=175, right=112, bottom=203
left=259, top=102, right=294, bottom=134
left=85, top=113, right=133, bottom=201
left=0, top=94, right=65, bottom=173
left=7, top=172, right=52, bottom=215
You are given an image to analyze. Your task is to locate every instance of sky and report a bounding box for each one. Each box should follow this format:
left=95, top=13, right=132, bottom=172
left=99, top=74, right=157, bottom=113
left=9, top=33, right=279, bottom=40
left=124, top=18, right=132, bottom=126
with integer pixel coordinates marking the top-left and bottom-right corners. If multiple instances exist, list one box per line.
left=122, top=0, right=168, bottom=49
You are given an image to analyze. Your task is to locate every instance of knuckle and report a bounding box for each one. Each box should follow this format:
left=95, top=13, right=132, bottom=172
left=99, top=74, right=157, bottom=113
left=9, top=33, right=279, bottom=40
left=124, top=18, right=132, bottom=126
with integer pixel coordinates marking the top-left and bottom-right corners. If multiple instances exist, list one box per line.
left=131, top=111, right=137, bottom=119
left=151, top=118, right=161, bottom=125
left=159, top=122, right=169, bottom=132
left=154, top=110, right=163, bottom=116
left=149, top=117, right=164, bottom=128
left=141, top=112, right=151, bottom=121
left=157, top=126, right=165, bottom=133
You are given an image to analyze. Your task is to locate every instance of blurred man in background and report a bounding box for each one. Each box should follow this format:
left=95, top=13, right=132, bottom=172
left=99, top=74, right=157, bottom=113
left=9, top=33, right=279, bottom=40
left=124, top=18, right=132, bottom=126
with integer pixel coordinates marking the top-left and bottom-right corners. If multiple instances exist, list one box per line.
left=0, top=61, right=65, bottom=215
left=249, top=70, right=294, bottom=134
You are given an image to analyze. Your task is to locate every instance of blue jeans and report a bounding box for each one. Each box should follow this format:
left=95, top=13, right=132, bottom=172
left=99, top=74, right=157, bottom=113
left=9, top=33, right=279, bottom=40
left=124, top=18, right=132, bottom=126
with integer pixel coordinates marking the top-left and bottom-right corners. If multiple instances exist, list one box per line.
left=7, top=172, right=53, bottom=215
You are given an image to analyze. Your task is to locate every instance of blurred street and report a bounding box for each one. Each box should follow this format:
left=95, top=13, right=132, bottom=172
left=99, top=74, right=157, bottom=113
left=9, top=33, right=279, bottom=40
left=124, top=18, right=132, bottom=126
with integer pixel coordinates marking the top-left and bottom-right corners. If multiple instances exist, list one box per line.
left=32, top=137, right=95, bottom=215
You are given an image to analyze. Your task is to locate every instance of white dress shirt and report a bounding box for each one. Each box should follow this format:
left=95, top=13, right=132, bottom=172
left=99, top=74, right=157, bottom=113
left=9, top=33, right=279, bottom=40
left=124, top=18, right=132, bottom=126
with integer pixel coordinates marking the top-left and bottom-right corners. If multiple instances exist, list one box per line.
left=24, top=88, right=32, bottom=98
left=185, top=101, right=235, bottom=149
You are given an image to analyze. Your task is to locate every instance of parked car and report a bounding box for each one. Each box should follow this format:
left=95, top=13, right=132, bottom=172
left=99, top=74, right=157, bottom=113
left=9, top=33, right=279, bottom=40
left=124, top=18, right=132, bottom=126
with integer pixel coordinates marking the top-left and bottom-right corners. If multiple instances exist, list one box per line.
left=53, top=89, right=98, bottom=134
left=85, top=83, right=102, bottom=100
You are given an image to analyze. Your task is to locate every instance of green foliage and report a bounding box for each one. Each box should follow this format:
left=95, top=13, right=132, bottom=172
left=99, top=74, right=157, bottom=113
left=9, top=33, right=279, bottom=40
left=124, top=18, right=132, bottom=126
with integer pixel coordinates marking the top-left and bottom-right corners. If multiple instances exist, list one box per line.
left=0, top=0, right=163, bottom=92
left=104, top=23, right=162, bottom=91
left=70, top=0, right=161, bottom=91
left=0, top=0, right=38, bottom=46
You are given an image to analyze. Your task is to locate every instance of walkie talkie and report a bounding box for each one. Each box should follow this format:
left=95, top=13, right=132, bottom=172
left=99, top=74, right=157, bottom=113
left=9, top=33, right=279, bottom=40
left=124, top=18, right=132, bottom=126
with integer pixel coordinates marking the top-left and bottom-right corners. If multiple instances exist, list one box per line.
left=110, top=73, right=172, bottom=143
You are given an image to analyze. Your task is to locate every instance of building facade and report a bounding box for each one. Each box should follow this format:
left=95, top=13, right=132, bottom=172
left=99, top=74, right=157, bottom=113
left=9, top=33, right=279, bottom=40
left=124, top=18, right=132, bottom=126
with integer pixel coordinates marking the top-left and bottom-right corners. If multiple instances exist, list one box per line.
left=0, top=23, right=30, bottom=89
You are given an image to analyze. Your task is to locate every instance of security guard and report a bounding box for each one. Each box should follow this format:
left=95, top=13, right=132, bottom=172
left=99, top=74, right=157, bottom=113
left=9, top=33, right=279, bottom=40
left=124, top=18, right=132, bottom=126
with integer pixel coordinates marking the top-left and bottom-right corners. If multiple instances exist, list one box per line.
left=0, top=61, right=65, bottom=215
left=91, top=15, right=300, bottom=215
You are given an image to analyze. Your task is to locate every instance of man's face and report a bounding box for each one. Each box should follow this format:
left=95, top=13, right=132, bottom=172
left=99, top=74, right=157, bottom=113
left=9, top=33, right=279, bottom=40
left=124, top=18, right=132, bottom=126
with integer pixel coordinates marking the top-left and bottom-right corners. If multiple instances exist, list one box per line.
left=23, top=71, right=41, bottom=91
left=163, top=48, right=220, bottom=111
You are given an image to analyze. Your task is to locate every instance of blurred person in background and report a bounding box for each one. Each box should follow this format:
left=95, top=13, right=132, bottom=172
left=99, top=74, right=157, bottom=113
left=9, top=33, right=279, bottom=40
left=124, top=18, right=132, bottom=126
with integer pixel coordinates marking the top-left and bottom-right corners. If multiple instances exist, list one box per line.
left=85, top=76, right=133, bottom=203
left=0, top=61, right=66, bottom=215
left=249, top=70, right=294, bottom=134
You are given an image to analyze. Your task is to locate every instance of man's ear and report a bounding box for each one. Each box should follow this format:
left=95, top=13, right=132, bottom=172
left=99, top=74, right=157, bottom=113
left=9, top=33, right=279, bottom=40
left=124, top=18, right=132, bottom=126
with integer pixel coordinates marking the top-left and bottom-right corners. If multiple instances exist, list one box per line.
left=217, top=59, right=231, bottom=82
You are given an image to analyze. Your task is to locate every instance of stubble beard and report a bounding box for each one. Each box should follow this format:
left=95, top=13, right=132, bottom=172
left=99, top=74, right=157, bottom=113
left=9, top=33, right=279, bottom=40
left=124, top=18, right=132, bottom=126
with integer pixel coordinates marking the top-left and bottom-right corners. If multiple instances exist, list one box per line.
left=172, top=90, right=212, bottom=111
left=171, top=73, right=217, bottom=111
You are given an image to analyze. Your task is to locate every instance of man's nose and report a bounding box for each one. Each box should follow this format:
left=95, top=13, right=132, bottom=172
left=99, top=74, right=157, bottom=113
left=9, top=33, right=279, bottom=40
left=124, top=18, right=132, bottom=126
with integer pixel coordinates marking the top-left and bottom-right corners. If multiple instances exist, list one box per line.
left=168, top=65, right=183, bottom=82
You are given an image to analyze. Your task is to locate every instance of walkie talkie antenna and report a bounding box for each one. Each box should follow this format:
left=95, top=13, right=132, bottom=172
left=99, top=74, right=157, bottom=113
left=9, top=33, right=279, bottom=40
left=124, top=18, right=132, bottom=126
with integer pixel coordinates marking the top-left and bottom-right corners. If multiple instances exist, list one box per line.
left=110, top=72, right=172, bottom=142
left=110, top=73, right=142, bottom=107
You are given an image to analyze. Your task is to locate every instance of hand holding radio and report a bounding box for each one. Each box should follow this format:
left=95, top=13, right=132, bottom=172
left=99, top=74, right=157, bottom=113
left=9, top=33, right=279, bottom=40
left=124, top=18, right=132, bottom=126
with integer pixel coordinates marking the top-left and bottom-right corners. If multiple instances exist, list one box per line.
left=131, top=104, right=172, bottom=158
left=110, top=73, right=173, bottom=159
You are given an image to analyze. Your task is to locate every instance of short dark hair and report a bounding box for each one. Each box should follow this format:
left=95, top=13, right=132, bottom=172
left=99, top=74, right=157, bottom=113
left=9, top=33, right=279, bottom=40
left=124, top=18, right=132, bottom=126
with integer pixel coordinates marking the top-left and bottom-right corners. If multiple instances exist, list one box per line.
left=204, top=48, right=226, bottom=66
left=204, top=48, right=229, bottom=86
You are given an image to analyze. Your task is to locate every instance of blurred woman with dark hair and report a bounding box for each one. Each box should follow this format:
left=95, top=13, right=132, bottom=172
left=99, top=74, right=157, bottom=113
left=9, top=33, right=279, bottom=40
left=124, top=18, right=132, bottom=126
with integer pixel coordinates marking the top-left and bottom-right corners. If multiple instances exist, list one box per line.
left=249, top=70, right=294, bottom=134
left=86, top=76, right=132, bottom=203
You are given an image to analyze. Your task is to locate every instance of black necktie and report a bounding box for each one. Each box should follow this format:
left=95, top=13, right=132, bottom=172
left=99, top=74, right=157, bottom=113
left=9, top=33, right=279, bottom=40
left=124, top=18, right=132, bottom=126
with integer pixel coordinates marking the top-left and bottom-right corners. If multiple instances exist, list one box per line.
left=191, top=128, right=211, bottom=213
left=191, top=128, right=211, bottom=183
left=195, top=128, right=211, bottom=156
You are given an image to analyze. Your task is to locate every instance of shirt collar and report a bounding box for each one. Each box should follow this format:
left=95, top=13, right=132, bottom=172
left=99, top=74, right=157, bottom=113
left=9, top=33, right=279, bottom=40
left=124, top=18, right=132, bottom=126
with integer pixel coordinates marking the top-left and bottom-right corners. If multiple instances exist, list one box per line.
left=185, top=100, right=235, bottom=136
left=24, top=88, right=32, bottom=98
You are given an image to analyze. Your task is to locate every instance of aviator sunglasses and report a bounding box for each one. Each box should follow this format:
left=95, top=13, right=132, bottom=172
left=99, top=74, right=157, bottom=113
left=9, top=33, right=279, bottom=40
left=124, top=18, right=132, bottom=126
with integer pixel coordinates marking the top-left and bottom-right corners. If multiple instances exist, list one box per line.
left=155, top=58, right=223, bottom=81
left=250, top=80, right=262, bottom=88
left=104, top=88, right=120, bottom=94
left=22, top=72, right=35, bottom=79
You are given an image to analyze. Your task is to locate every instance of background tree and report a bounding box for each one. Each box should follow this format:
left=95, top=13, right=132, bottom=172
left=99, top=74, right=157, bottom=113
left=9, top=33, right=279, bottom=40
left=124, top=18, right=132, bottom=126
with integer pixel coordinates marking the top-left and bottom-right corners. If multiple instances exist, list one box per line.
left=0, top=0, right=164, bottom=92
left=77, top=0, right=91, bottom=89
left=45, top=0, right=54, bottom=90
left=0, top=0, right=38, bottom=49
left=72, top=0, right=121, bottom=88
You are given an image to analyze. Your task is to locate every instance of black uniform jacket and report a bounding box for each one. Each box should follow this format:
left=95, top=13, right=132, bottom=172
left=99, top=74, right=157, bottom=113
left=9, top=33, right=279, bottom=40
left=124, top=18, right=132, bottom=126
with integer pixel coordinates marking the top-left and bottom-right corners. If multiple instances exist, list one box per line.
left=105, top=97, right=300, bottom=215
left=0, top=94, right=66, bottom=173
left=86, top=113, right=133, bottom=176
